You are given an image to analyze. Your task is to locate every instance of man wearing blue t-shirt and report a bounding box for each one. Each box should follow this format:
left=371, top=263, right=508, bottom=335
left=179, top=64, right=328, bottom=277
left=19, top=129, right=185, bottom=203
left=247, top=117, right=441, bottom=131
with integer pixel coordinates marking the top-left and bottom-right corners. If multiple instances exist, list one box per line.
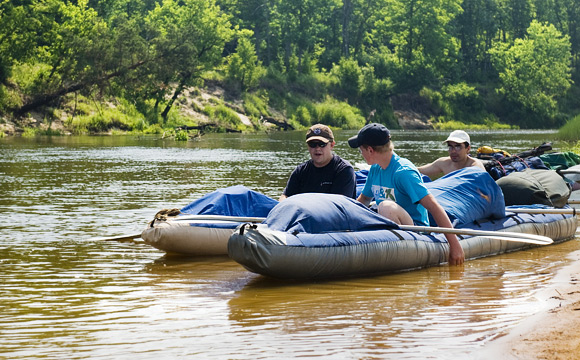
left=348, top=123, right=464, bottom=266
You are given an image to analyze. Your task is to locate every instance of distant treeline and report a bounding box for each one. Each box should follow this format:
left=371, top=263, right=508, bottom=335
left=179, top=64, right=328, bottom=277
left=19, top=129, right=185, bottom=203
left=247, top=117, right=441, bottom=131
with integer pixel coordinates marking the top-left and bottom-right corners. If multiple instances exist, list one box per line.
left=1, top=0, right=578, bottom=131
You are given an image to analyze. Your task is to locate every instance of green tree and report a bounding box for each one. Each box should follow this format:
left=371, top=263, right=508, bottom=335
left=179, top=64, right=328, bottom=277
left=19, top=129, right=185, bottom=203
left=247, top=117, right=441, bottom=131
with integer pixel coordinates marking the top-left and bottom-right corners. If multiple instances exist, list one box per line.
left=144, top=0, right=233, bottom=121
left=489, top=20, right=572, bottom=121
left=226, top=32, right=266, bottom=92
left=454, top=0, right=499, bottom=81
left=0, top=0, right=60, bottom=84
left=372, top=0, right=463, bottom=90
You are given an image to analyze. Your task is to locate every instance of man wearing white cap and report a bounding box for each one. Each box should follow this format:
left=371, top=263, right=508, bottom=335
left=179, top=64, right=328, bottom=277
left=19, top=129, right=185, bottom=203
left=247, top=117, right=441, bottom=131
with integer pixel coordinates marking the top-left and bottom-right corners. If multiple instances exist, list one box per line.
left=418, top=130, right=485, bottom=180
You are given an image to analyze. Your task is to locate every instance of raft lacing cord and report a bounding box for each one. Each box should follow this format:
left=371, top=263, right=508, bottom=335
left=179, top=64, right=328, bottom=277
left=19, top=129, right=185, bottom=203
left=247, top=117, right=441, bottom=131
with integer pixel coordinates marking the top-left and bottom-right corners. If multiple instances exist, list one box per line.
left=514, top=156, right=530, bottom=168
left=149, top=208, right=182, bottom=227
left=493, top=160, right=507, bottom=176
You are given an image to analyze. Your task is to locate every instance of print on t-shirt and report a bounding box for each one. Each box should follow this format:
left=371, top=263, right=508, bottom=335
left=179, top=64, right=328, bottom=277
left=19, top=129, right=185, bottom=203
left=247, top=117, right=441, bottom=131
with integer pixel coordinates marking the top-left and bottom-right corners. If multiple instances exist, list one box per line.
left=371, top=185, right=396, bottom=202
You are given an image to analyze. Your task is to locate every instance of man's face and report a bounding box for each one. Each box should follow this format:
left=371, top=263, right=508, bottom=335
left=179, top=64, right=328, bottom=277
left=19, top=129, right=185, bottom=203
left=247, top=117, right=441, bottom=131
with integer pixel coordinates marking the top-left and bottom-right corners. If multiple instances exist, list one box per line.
left=359, top=145, right=372, bottom=165
left=307, top=140, right=334, bottom=167
left=447, top=141, right=470, bottom=162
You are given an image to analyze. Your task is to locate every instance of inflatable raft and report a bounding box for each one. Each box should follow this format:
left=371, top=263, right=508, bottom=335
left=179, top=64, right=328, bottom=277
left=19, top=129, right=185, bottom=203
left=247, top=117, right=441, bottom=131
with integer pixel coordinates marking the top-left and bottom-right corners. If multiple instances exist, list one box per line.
left=141, top=170, right=366, bottom=256
left=228, top=168, right=578, bottom=279
left=228, top=194, right=577, bottom=279
left=141, top=185, right=278, bottom=255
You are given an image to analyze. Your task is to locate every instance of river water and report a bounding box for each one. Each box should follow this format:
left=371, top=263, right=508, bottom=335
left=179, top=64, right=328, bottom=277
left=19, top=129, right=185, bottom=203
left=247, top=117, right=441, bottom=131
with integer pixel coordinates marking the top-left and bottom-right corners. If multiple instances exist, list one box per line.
left=1, top=129, right=579, bottom=359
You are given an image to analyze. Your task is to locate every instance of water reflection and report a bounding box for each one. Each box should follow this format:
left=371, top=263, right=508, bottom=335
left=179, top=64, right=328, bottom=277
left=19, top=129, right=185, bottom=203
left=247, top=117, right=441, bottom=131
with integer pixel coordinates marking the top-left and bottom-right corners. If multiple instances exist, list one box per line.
left=227, top=240, right=577, bottom=358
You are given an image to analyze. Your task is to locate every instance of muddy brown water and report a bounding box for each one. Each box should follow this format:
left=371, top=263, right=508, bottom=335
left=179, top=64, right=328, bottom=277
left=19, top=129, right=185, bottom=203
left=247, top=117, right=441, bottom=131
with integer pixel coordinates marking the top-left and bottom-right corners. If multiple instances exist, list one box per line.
left=1, top=130, right=578, bottom=359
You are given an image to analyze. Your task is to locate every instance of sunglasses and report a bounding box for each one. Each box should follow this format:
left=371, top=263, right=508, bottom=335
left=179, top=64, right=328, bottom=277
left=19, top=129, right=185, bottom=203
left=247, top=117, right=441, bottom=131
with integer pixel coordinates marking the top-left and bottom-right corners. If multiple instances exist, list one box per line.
left=447, top=144, right=465, bottom=151
left=308, top=141, right=328, bottom=148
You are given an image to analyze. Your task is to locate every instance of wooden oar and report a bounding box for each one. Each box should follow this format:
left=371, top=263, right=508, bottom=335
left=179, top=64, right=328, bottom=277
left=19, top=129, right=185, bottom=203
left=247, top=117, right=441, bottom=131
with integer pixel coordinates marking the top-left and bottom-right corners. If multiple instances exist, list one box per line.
left=89, top=233, right=142, bottom=242
left=506, top=208, right=577, bottom=215
left=399, top=225, right=553, bottom=245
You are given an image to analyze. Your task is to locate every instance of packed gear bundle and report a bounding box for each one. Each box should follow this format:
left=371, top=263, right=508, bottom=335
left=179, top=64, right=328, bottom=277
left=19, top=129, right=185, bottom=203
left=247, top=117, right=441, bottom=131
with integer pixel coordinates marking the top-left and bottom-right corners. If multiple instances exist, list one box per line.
left=476, top=143, right=552, bottom=180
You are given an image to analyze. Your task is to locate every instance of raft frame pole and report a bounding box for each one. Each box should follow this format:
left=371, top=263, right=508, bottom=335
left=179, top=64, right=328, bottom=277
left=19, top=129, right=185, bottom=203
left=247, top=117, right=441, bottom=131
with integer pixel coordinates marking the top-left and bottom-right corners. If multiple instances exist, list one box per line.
left=172, top=215, right=267, bottom=223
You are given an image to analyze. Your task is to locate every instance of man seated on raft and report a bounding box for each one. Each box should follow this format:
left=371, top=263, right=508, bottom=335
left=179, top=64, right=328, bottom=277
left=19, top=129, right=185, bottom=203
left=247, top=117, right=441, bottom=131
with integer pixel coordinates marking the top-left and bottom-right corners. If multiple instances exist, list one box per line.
left=418, top=130, right=485, bottom=179
left=348, top=123, right=465, bottom=266
left=279, top=124, right=356, bottom=201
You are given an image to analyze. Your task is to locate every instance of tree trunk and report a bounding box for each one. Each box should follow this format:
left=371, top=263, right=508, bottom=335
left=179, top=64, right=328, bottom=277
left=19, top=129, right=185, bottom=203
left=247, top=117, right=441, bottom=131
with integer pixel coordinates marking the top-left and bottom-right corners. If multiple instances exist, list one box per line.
left=160, top=73, right=191, bottom=122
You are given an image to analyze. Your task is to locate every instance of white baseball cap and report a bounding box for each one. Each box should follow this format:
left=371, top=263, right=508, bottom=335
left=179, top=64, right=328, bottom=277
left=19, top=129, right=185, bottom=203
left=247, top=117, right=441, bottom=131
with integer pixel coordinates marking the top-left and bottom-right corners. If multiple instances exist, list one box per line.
left=443, top=130, right=470, bottom=145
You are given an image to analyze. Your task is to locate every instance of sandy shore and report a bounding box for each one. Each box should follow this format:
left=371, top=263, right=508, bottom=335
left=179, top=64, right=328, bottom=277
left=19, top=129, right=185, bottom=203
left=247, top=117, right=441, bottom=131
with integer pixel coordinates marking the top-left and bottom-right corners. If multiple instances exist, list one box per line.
left=480, top=249, right=580, bottom=359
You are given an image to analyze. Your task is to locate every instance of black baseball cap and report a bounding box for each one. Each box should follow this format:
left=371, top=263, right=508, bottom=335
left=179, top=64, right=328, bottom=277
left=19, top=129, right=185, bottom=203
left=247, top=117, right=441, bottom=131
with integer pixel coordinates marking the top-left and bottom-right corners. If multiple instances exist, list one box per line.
left=348, top=123, right=391, bottom=148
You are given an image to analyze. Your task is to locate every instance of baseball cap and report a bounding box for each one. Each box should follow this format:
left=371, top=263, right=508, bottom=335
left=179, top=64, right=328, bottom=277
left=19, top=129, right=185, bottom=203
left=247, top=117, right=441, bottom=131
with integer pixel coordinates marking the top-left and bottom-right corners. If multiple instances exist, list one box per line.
left=306, top=124, right=334, bottom=143
left=444, top=130, right=470, bottom=145
left=348, top=123, right=391, bottom=148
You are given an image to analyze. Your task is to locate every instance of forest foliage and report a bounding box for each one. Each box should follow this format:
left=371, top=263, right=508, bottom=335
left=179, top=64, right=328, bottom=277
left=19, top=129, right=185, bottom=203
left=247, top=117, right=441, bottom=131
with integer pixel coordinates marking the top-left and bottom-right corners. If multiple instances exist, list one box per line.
left=1, top=0, right=579, bottom=134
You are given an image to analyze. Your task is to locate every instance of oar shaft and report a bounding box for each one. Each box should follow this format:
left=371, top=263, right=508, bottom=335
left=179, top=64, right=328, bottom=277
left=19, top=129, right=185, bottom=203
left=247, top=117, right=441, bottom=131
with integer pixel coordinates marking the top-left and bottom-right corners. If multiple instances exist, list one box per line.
left=398, top=224, right=553, bottom=245
left=507, top=208, right=577, bottom=215
left=558, top=169, right=580, bottom=174
left=90, top=233, right=142, bottom=241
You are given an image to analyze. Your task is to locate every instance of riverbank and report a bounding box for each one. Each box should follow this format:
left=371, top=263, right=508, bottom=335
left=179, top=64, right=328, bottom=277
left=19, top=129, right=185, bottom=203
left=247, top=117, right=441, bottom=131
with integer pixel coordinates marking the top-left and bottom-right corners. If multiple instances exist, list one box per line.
left=480, top=248, right=580, bottom=359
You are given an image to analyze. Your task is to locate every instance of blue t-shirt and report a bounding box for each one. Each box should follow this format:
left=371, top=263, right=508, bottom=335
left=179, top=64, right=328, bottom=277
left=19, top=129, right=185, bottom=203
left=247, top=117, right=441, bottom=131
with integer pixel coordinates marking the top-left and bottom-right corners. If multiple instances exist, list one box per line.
left=362, top=152, right=430, bottom=226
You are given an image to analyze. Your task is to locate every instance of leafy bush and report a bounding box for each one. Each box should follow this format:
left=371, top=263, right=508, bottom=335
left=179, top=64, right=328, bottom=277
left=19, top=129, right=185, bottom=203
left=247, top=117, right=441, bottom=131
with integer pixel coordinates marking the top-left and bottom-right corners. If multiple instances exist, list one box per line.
left=65, top=101, right=146, bottom=134
left=442, top=83, right=482, bottom=113
left=205, top=103, right=246, bottom=130
left=331, top=57, right=362, bottom=104
left=175, top=130, right=188, bottom=141
left=313, top=97, right=365, bottom=129
left=143, top=123, right=164, bottom=134
left=243, top=91, right=269, bottom=119
left=225, top=36, right=266, bottom=92
left=290, top=105, right=312, bottom=127
left=22, top=127, right=38, bottom=137
left=10, top=62, right=59, bottom=96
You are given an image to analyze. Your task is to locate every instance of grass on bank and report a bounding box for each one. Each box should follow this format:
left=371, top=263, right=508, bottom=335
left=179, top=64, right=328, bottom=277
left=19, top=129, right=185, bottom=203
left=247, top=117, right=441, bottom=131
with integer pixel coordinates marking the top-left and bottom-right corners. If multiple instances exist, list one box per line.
left=432, top=118, right=516, bottom=130
left=557, top=113, right=580, bottom=141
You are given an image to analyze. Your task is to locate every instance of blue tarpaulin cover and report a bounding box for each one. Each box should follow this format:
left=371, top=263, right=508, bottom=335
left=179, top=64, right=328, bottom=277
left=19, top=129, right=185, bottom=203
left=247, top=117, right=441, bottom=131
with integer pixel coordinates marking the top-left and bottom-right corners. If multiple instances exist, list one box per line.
left=425, top=167, right=505, bottom=226
left=180, top=185, right=278, bottom=217
left=264, top=167, right=504, bottom=233
left=264, top=193, right=398, bottom=234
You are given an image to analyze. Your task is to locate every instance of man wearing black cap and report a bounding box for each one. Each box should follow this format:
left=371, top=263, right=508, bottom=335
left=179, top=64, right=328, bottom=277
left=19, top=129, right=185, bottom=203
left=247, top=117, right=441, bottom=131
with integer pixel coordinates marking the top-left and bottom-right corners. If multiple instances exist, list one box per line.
left=348, top=123, right=464, bottom=265
left=280, top=124, right=356, bottom=201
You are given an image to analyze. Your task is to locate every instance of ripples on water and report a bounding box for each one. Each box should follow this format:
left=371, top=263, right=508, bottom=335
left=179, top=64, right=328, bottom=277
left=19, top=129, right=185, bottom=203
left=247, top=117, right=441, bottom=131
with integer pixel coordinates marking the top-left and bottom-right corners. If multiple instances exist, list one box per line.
left=1, top=130, right=578, bottom=359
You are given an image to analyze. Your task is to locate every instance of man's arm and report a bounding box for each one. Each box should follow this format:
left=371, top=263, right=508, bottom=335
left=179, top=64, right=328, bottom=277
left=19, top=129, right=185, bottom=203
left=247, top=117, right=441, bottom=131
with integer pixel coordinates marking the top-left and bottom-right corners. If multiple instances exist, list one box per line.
left=419, top=194, right=465, bottom=265
left=417, top=159, right=445, bottom=179
left=357, top=193, right=373, bottom=207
